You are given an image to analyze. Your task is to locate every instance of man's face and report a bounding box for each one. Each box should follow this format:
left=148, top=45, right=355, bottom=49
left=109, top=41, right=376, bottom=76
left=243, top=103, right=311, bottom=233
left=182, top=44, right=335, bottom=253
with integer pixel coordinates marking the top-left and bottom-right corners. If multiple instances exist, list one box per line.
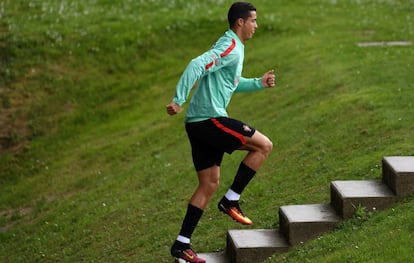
left=241, top=11, right=258, bottom=42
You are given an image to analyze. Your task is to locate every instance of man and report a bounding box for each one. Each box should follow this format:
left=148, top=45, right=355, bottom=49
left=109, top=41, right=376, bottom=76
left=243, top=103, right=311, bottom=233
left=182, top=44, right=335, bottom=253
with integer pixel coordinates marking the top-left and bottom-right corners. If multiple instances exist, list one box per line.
left=166, top=2, right=275, bottom=262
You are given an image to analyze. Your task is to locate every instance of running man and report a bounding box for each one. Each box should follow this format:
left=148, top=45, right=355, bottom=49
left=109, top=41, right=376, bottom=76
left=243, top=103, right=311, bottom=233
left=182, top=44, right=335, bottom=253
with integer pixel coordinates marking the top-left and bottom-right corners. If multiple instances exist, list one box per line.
left=166, top=2, right=275, bottom=262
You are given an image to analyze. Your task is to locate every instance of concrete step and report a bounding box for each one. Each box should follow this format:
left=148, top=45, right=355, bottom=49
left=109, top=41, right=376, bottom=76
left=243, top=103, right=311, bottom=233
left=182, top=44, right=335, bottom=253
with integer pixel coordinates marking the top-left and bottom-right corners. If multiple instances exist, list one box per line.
left=226, top=229, right=289, bottom=263
left=330, top=180, right=396, bottom=219
left=176, top=251, right=229, bottom=263
left=279, top=203, right=341, bottom=246
left=382, top=156, right=414, bottom=197
left=186, top=156, right=414, bottom=263
left=199, top=252, right=229, bottom=263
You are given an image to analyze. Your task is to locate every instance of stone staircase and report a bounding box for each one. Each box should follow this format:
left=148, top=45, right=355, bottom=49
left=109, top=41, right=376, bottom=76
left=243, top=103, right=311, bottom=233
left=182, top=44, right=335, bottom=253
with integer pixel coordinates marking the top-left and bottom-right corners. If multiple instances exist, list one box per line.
left=178, top=156, right=414, bottom=263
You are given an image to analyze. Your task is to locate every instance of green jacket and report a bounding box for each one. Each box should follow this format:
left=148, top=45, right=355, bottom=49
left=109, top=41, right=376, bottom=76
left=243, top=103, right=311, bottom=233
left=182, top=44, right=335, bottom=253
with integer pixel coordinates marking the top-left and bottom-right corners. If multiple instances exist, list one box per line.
left=173, top=29, right=264, bottom=123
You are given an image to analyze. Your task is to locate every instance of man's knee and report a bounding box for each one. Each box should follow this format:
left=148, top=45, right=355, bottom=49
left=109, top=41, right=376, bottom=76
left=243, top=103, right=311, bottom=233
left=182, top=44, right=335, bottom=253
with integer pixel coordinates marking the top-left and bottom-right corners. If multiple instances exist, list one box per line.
left=262, top=137, right=273, bottom=156
left=205, top=178, right=219, bottom=196
left=198, top=169, right=220, bottom=196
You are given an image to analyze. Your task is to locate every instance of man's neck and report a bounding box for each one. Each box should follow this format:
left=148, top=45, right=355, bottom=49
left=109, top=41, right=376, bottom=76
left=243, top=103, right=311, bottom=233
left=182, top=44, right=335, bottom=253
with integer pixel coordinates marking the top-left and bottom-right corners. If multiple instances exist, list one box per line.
left=230, top=27, right=245, bottom=44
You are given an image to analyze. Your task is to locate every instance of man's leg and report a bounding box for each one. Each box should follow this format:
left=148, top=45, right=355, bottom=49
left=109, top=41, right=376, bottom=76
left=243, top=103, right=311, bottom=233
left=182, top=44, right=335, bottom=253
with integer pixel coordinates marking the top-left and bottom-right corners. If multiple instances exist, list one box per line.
left=171, top=165, right=220, bottom=263
left=240, top=130, right=273, bottom=170
left=225, top=130, right=272, bottom=199
left=190, top=165, right=220, bottom=210
left=219, top=131, right=272, bottom=224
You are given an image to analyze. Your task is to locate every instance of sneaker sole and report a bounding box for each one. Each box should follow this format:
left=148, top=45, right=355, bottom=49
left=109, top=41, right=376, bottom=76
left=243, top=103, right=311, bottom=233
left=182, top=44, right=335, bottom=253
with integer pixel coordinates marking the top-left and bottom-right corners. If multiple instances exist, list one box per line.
left=174, top=257, right=206, bottom=263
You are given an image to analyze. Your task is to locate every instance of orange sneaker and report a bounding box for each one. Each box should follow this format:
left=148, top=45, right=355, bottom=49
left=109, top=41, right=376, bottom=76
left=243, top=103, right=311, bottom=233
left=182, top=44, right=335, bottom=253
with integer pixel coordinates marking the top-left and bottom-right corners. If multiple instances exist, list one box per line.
left=218, top=197, right=253, bottom=225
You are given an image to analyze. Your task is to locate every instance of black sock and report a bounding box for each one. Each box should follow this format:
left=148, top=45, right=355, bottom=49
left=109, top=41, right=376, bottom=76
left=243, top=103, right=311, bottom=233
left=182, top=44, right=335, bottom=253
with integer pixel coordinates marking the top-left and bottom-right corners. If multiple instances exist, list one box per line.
left=230, top=162, right=256, bottom=194
left=178, top=203, right=204, bottom=241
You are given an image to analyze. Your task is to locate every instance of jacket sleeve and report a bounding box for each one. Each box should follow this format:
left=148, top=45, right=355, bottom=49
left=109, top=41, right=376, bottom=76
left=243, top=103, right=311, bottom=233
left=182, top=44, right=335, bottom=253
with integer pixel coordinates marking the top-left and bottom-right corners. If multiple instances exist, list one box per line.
left=172, top=57, right=205, bottom=106
left=172, top=39, right=238, bottom=106
left=235, top=77, right=265, bottom=93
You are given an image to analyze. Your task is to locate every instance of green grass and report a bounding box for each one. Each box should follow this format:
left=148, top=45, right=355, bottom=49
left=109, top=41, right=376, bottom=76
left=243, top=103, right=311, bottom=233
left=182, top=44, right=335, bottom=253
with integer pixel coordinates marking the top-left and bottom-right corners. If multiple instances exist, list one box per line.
left=1, top=0, right=413, bottom=262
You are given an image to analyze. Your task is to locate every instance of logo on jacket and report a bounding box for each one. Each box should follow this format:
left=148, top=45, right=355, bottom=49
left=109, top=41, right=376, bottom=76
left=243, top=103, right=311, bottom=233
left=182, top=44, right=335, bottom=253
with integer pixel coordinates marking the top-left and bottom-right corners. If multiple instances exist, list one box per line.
left=234, top=77, right=240, bottom=87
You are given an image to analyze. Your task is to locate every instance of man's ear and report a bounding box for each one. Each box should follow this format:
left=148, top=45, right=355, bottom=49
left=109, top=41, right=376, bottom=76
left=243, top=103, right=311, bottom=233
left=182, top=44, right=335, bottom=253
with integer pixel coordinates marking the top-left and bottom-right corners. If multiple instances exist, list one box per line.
left=236, top=18, right=244, bottom=27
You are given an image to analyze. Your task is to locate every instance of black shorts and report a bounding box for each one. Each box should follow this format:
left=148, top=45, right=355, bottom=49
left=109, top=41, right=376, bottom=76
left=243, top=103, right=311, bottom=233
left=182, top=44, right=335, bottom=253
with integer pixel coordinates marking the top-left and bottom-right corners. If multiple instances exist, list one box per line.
left=185, top=117, right=256, bottom=171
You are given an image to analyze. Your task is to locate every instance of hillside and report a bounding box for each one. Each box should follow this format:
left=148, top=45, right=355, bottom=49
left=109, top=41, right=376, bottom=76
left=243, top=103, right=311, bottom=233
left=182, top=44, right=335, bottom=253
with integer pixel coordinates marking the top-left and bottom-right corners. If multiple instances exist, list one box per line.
left=1, top=0, right=413, bottom=262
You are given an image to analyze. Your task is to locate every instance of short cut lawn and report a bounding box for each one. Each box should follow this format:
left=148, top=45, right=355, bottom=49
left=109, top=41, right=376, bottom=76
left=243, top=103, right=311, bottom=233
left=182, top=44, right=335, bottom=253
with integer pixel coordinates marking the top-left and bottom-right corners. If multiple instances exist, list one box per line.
left=0, top=0, right=413, bottom=262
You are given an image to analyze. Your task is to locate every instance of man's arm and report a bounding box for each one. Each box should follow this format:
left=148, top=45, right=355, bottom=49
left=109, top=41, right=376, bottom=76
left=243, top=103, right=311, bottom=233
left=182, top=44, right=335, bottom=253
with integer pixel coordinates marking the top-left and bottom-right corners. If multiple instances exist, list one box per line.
left=171, top=58, right=206, bottom=107
left=235, top=70, right=275, bottom=92
left=166, top=54, right=214, bottom=116
left=166, top=36, right=239, bottom=115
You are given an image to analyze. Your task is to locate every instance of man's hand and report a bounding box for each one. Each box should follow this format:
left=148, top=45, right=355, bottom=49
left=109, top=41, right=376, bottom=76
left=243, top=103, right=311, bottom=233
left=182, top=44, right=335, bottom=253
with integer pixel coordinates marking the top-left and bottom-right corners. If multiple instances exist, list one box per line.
left=261, top=69, right=276, bottom=88
left=166, top=102, right=181, bottom=116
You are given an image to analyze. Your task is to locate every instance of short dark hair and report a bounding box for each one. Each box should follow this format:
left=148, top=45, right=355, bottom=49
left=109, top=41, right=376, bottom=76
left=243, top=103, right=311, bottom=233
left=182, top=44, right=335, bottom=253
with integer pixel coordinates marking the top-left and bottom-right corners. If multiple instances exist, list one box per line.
left=228, top=2, right=256, bottom=28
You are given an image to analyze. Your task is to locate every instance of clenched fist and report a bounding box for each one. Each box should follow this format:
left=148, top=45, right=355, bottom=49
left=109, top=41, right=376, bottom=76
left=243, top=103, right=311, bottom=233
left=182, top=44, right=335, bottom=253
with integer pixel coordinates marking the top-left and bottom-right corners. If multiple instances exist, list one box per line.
left=166, top=102, right=181, bottom=116
left=261, top=69, right=276, bottom=88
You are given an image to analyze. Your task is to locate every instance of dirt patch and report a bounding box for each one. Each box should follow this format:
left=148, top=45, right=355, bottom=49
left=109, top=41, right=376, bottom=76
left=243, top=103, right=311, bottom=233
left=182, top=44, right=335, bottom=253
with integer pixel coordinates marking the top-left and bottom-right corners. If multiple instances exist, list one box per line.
left=0, top=195, right=60, bottom=232
left=0, top=206, right=34, bottom=232
left=0, top=68, right=38, bottom=154
left=0, top=107, right=31, bottom=153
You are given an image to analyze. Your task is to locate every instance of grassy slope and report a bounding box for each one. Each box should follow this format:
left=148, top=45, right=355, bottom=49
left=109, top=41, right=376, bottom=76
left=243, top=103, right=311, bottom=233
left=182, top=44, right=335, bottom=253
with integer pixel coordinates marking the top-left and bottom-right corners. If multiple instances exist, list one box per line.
left=1, top=0, right=413, bottom=262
